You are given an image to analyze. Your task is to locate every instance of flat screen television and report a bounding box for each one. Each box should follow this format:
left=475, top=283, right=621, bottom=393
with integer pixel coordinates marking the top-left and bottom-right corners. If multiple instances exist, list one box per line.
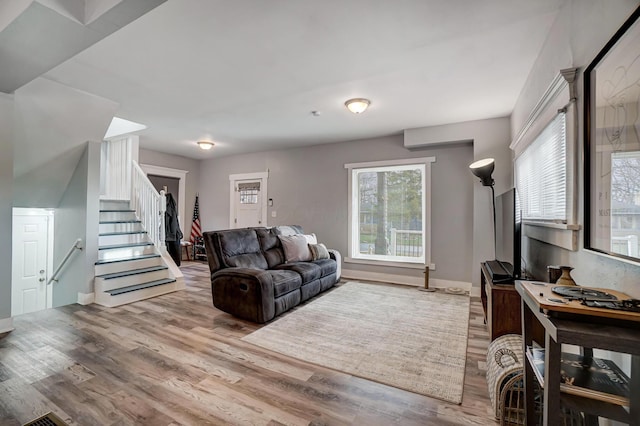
left=490, top=188, right=522, bottom=282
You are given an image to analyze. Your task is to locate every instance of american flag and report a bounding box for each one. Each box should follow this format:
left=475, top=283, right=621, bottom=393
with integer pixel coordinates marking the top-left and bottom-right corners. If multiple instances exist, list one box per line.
left=190, top=194, right=202, bottom=243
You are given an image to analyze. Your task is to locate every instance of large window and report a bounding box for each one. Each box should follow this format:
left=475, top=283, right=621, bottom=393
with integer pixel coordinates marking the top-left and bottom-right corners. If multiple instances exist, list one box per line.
left=345, top=158, right=434, bottom=264
left=515, top=112, right=567, bottom=222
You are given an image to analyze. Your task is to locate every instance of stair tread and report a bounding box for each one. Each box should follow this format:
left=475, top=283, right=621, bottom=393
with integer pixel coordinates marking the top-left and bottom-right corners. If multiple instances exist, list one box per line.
left=100, top=209, right=135, bottom=212
left=97, top=265, right=168, bottom=280
left=99, top=231, right=147, bottom=236
left=99, top=242, right=154, bottom=250
left=95, top=253, right=161, bottom=265
left=106, top=278, right=176, bottom=295
left=100, top=220, right=142, bottom=224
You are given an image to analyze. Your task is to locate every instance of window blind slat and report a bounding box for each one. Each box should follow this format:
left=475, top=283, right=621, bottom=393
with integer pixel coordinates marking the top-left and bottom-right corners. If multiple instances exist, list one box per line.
left=516, top=113, right=567, bottom=221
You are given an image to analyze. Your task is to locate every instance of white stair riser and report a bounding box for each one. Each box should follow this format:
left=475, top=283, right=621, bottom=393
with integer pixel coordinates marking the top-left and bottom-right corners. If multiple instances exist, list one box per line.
left=100, top=200, right=131, bottom=210
left=95, top=269, right=171, bottom=292
left=94, top=256, right=164, bottom=276
left=99, top=211, right=137, bottom=222
left=98, top=245, right=157, bottom=261
left=99, top=233, right=148, bottom=246
left=99, top=222, right=143, bottom=234
left=94, top=282, right=177, bottom=307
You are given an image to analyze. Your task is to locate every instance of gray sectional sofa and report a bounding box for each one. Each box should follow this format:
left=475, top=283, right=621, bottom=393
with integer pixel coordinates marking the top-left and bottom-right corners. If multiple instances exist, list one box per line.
left=202, top=225, right=341, bottom=323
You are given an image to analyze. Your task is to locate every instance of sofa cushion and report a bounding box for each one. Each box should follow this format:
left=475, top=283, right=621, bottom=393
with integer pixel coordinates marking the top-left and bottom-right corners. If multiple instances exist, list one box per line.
left=265, top=270, right=302, bottom=298
left=311, top=258, right=337, bottom=277
left=256, top=228, right=285, bottom=268
left=274, top=262, right=322, bottom=283
left=279, top=234, right=312, bottom=262
left=309, top=243, right=329, bottom=260
left=215, top=229, right=268, bottom=270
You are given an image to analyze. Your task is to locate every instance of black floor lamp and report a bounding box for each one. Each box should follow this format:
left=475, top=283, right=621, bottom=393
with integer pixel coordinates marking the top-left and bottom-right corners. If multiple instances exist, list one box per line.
left=469, top=158, right=496, bottom=258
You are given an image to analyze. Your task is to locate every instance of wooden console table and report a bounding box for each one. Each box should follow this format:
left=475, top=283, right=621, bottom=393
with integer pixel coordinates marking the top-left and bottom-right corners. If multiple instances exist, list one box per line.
left=517, top=280, right=640, bottom=426
left=480, top=262, right=521, bottom=341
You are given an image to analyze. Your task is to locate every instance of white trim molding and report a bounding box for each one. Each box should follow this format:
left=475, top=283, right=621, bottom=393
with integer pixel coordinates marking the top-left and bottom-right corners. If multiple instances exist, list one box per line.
left=344, top=257, right=436, bottom=270
left=0, top=317, right=14, bottom=333
left=341, top=269, right=477, bottom=296
left=510, top=68, right=577, bottom=153
left=77, top=292, right=95, bottom=305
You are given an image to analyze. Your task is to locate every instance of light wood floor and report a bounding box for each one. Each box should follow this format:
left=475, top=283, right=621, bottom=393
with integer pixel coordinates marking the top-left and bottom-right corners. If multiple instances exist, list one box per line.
left=0, top=262, right=497, bottom=425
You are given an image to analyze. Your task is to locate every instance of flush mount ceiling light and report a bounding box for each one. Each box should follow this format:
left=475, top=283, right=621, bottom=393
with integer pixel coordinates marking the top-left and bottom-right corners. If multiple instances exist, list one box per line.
left=197, top=141, right=214, bottom=150
left=344, top=98, right=371, bottom=114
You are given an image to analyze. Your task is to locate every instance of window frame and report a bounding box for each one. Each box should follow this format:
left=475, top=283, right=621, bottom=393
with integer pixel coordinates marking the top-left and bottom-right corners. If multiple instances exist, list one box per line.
left=510, top=69, right=580, bottom=251
left=344, top=157, right=435, bottom=268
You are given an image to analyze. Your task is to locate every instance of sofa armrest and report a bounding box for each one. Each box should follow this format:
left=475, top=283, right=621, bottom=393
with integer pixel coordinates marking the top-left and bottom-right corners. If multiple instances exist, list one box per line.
left=211, top=268, right=275, bottom=323
left=327, top=249, right=341, bottom=282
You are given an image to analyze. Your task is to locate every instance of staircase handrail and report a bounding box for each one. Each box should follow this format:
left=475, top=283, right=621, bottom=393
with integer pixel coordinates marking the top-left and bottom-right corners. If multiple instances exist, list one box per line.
left=48, top=238, right=83, bottom=285
left=131, top=161, right=166, bottom=249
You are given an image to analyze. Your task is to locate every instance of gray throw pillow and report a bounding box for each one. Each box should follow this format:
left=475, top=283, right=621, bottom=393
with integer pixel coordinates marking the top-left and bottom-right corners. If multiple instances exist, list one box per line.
left=279, top=234, right=313, bottom=262
left=309, top=243, right=330, bottom=260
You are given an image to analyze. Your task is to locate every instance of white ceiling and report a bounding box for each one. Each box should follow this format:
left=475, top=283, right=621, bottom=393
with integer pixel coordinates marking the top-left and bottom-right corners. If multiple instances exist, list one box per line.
left=41, top=0, right=565, bottom=159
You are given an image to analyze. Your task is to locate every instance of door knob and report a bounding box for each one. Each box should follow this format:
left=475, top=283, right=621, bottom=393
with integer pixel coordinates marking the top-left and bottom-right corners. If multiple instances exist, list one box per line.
left=39, top=278, right=45, bottom=282
left=40, top=270, right=45, bottom=274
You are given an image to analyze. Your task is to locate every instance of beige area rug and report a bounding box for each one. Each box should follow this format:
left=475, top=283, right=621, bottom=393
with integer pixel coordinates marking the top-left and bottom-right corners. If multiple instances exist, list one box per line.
left=241, top=281, right=470, bottom=404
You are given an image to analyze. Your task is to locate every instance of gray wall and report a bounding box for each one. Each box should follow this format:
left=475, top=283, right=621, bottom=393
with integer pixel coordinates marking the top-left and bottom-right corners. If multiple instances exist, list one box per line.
left=512, top=0, right=640, bottom=298
left=405, top=117, right=512, bottom=287
left=0, top=94, right=13, bottom=324
left=199, top=134, right=474, bottom=283
left=139, top=148, right=200, bottom=239
left=52, top=142, right=101, bottom=306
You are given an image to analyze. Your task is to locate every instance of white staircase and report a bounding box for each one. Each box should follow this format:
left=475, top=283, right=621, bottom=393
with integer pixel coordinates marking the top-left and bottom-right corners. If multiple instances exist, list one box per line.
left=94, top=200, right=179, bottom=307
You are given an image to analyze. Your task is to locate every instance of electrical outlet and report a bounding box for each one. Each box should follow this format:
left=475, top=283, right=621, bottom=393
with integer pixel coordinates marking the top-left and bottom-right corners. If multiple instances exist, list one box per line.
left=271, top=211, right=277, bottom=217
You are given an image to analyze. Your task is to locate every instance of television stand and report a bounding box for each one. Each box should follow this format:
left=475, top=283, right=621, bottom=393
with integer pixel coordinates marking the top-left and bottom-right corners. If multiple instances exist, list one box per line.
left=480, top=262, right=520, bottom=341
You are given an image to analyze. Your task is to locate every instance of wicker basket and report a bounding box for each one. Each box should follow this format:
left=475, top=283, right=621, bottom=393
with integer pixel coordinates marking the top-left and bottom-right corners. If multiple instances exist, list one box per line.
left=487, top=334, right=584, bottom=425
left=487, top=334, right=524, bottom=419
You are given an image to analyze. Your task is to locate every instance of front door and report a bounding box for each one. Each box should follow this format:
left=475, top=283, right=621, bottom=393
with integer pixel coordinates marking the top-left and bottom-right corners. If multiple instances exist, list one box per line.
left=12, top=214, right=49, bottom=315
left=233, top=180, right=263, bottom=228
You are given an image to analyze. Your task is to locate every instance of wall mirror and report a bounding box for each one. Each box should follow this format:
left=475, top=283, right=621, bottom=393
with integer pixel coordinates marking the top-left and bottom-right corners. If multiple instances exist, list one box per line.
left=585, top=6, right=640, bottom=262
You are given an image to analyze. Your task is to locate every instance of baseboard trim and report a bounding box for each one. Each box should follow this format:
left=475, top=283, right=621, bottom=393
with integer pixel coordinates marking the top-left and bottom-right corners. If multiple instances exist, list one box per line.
left=77, top=292, right=95, bottom=305
left=0, top=317, right=14, bottom=333
left=342, top=269, right=478, bottom=296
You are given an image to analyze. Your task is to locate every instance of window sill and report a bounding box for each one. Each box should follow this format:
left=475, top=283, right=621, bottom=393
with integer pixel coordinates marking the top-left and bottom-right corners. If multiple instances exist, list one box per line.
left=345, top=257, right=435, bottom=270
left=523, top=221, right=580, bottom=251
left=522, top=220, right=580, bottom=231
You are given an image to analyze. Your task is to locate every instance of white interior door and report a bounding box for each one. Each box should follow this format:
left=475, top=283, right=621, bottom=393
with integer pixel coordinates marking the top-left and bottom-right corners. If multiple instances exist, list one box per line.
left=12, top=214, right=49, bottom=316
left=233, top=180, right=263, bottom=228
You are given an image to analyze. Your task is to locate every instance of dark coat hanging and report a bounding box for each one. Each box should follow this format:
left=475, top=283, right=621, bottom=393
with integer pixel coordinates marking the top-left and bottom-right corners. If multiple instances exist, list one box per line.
left=165, top=193, right=183, bottom=265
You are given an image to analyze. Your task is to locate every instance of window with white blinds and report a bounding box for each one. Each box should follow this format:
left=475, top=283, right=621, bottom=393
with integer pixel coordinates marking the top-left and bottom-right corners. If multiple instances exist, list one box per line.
left=515, top=112, right=567, bottom=222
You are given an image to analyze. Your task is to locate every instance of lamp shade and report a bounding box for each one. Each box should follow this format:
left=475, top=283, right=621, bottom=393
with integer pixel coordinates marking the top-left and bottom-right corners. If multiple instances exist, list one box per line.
left=469, top=158, right=495, bottom=186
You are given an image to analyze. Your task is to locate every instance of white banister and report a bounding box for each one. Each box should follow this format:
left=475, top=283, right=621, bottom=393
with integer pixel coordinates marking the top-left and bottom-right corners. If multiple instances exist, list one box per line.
left=131, top=161, right=166, bottom=249
left=48, top=238, right=83, bottom=285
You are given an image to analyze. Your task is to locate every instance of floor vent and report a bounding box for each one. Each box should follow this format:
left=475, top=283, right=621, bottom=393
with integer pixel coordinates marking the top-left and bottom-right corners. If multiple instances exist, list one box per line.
left=24, top=412, right=68, bottom=426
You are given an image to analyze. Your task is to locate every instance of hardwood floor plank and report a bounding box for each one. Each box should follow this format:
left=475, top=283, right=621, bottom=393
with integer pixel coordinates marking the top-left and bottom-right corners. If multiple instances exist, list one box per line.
left=0, top=377, right=76, bottom=425
left=32, top=374, right=127, bottom=426
left=0, top=261, right=497, bottom=425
